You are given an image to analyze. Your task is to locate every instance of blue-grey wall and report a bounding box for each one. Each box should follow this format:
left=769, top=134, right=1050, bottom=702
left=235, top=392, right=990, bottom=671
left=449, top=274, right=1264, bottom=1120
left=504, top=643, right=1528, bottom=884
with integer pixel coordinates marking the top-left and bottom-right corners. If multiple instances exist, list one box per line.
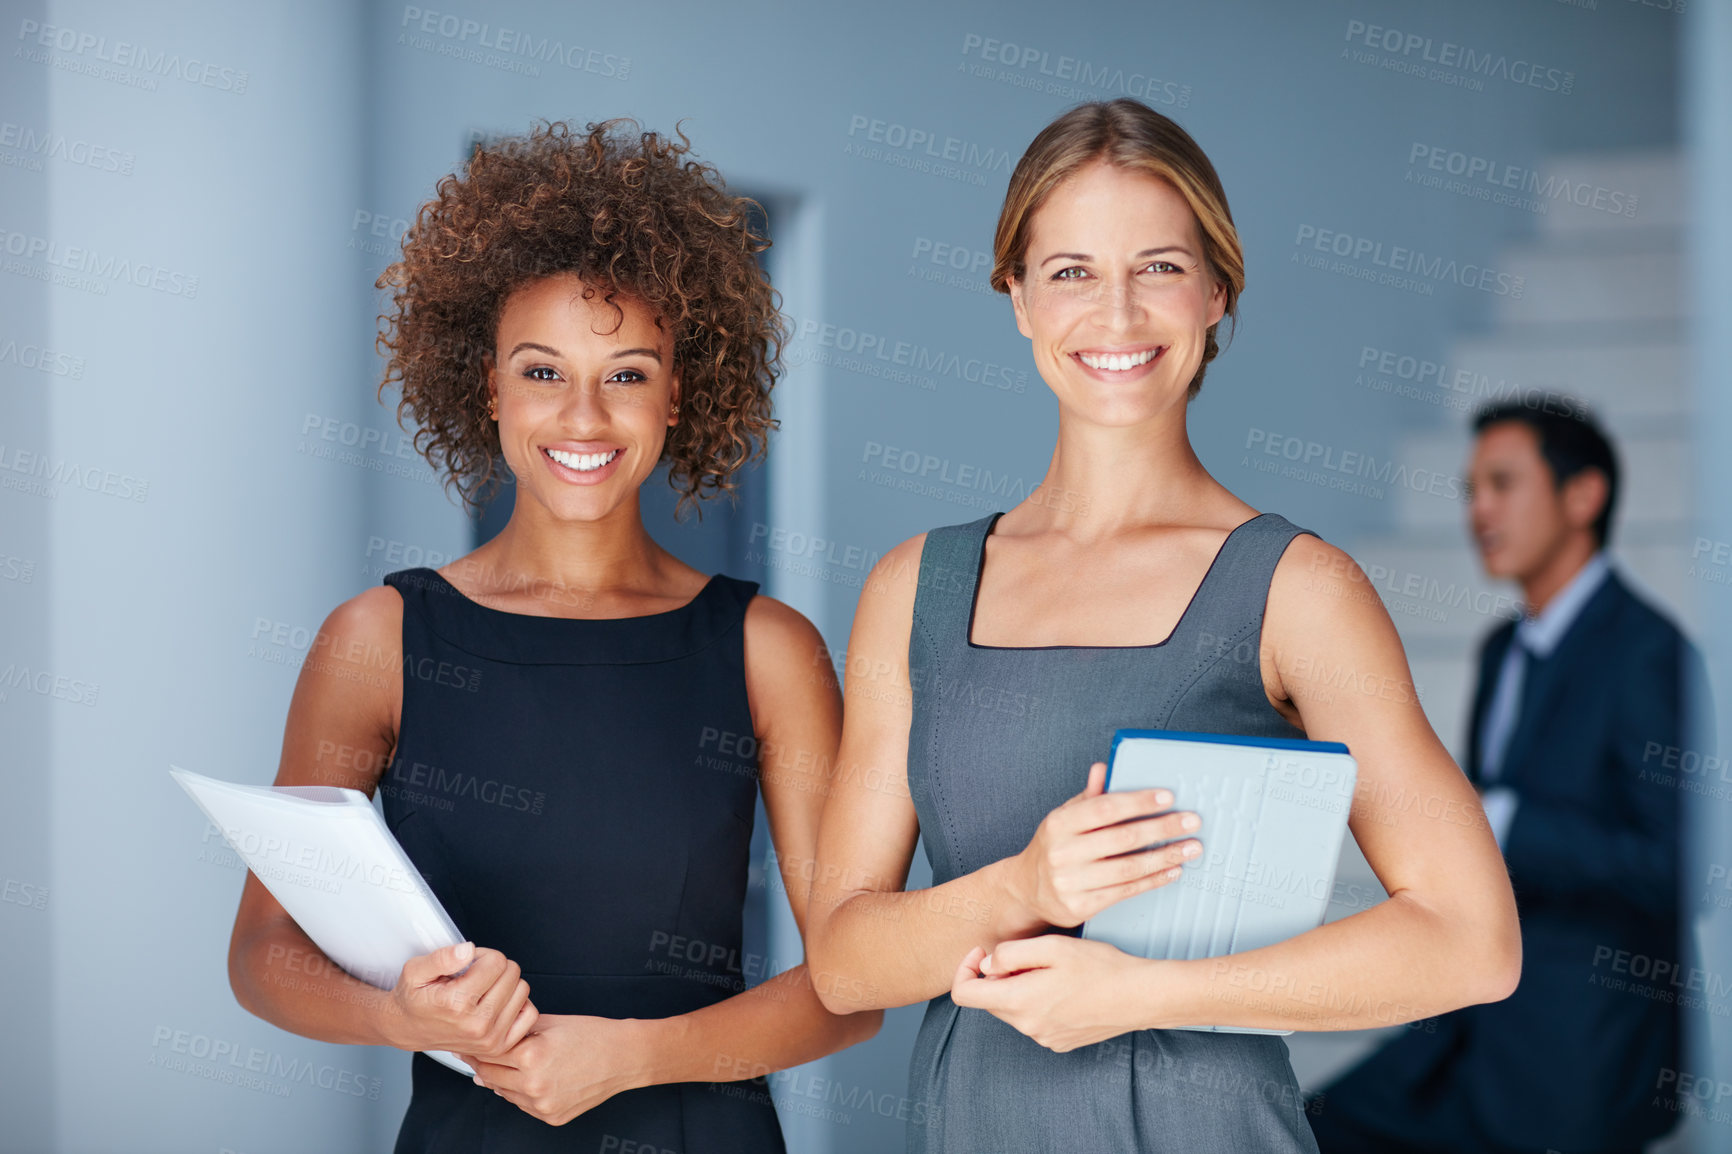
left=1, top=1, right=1713, bottom=1151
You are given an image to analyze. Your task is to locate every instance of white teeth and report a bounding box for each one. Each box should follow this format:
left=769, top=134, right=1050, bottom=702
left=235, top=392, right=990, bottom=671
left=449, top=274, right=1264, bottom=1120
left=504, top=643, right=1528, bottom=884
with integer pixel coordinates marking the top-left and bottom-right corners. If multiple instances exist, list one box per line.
left=1078, top=348, right=1159, bottom=371
left=546, top=448, right=619, bottom=472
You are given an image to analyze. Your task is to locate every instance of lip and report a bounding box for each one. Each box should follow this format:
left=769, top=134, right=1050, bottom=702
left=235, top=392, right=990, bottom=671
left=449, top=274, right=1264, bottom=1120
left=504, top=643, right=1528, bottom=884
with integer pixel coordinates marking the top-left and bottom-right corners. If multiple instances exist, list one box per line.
left=540, top=444, right=624, bottom=486
left=1069, top=344, right=1166, bottom=381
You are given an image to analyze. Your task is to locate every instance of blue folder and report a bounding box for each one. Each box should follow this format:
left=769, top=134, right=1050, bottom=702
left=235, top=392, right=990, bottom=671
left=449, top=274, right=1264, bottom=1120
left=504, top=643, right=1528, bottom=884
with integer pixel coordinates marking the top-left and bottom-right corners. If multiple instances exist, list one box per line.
left=1080, top=728, right=1359, bottom=1035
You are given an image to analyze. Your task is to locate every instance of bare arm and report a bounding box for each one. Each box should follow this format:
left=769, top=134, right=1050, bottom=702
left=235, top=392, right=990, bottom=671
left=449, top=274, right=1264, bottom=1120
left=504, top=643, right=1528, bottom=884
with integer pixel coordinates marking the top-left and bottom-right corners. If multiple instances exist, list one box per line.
left=805, top=537, right=1201, bottom=1013
left=1149, top=534, right=1522, bottom=1029
left=227, top=587, right=535, bottom=1057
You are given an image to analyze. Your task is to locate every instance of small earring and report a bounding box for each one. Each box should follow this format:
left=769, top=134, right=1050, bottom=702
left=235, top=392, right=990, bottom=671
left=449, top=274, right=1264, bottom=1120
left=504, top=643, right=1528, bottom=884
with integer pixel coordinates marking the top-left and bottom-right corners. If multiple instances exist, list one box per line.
left=487, top=395, right=498, bottom=420
left=669, top=405, right=680, bottom=420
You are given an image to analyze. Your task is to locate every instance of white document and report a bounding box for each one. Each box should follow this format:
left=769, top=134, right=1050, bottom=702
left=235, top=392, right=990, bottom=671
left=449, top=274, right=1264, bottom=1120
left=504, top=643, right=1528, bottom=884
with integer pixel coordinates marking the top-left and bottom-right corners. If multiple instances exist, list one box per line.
left=171, top=765, right=476, bottom=1076
left=1080, top=730, right=1359, bottom=1035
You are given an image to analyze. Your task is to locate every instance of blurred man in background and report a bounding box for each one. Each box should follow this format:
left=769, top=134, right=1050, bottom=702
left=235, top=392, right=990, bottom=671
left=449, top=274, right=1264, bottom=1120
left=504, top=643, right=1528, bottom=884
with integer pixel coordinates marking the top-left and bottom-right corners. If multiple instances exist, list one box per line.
left=1310, top=403, right=1701, bottom=1154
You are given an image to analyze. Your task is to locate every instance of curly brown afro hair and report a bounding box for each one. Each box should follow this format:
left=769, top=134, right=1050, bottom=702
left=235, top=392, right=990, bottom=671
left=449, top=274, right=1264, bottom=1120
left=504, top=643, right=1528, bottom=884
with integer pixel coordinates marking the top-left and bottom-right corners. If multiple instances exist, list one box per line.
left=377, top=118, right=783, bottom=516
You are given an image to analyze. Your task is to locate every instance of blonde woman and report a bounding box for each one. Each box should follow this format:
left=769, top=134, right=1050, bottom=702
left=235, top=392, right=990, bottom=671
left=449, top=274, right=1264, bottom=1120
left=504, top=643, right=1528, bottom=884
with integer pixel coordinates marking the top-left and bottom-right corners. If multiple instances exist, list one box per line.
left=804, top=99, right=1519, bottom=1151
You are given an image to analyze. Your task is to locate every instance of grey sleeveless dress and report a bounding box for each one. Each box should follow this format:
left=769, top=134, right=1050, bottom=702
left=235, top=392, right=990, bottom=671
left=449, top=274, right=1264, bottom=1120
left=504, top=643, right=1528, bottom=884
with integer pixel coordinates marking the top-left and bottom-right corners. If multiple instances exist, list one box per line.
left=905, top=511, right=1323, bottom=1153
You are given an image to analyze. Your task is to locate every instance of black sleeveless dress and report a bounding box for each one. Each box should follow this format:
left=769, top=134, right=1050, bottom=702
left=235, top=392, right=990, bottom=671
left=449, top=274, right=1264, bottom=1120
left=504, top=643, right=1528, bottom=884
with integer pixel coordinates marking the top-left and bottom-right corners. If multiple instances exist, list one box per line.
left=379, top=567, right=785, bottom=1153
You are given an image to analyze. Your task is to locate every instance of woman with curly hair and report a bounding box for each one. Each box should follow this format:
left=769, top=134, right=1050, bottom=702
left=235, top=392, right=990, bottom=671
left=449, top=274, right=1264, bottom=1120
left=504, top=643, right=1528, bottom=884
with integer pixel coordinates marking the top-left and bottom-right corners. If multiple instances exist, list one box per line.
left=227, top=119, right=878, bottom=1152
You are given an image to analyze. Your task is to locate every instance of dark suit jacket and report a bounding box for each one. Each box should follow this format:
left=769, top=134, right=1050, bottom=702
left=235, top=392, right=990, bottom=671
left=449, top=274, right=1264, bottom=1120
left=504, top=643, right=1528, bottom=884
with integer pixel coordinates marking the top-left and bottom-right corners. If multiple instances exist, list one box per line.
left=1320, top=569, right=1704, bottom=1151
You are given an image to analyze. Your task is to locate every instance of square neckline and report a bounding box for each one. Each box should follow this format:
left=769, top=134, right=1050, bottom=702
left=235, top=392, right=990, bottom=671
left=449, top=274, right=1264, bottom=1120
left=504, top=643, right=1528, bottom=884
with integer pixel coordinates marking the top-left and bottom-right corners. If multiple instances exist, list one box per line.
left=963, top=510, right=1272, bottom=651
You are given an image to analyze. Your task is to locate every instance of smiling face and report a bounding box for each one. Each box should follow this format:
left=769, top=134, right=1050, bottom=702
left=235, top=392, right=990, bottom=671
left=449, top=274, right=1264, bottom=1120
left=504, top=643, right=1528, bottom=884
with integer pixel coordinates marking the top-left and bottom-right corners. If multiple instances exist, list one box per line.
left=488, top=272, right=678, bottom=523
left=1007, top=160, right=1226, bottom=424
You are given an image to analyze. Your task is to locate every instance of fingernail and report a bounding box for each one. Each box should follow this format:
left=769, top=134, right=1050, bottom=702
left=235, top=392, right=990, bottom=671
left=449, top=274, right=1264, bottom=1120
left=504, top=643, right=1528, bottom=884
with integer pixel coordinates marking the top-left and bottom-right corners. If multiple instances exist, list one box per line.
left=1155, top=791, right=1173, bottom=807
left=1181, top=813, right=1200, bottom=831
left=1182, top=841, right=1200, bottom=858
left=1165, top=867, right=1182, bottom=880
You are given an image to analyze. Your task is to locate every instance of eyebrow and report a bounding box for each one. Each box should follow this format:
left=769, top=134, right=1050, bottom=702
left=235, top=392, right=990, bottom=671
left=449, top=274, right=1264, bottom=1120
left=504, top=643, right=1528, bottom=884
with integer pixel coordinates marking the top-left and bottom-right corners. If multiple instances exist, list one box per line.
left=1039, top=246, right=1194, bottom=267
left=507, top=341, right=663, bottom=363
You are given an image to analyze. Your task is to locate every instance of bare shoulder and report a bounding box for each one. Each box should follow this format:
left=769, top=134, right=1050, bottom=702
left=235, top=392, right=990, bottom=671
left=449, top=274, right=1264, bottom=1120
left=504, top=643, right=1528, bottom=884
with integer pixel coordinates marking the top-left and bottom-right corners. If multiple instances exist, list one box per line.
left=741, top=592, right=839, bottom=740
left=1266, top=531, right=1386, bottom=634
left=1262, top=529, right=1418, bottom=721
left=743, top=592, right=829, bottom=670
left=278, top=584, right=405, bottom=791
left=858, top=532, right=930, bottom=621
left=306, top=583, right=406, bottom=689
left=320, top=582, right=405, bottom=647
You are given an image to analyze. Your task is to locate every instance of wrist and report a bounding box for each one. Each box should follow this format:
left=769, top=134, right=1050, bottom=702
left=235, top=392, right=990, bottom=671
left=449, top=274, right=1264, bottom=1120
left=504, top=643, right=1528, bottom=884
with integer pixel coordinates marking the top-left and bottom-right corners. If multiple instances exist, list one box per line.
left=614, top=1015, right=674, bottom=1091
left=366, top=987, right=411, bottom=1052
left=986, top=857, right=1046, bottom=939
left=1127, top=956, right=1179, bottom=1031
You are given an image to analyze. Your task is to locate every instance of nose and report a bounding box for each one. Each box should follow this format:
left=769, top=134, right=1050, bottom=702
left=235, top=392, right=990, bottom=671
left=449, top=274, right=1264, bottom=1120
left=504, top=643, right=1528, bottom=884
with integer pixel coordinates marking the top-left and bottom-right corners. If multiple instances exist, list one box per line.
left=1090, top=274, right=1145, bottom=331
left=1467, top=484, right=1494, bottom=537
left=558, top=375, right=610, bottom=431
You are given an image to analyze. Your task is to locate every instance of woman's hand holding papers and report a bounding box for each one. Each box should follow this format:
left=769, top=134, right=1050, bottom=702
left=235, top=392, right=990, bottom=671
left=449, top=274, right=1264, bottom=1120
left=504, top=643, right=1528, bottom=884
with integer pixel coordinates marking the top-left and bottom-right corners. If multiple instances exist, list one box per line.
left=380, top=940, right=539, bottom=1062
left=1004, top=761, right=1202, bottom=930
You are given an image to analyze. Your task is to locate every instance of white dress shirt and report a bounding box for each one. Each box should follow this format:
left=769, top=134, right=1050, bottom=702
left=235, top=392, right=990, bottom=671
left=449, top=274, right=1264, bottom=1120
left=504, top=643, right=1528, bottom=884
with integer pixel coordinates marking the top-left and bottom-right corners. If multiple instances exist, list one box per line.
left=1478, top=552, right=1611, bottom=848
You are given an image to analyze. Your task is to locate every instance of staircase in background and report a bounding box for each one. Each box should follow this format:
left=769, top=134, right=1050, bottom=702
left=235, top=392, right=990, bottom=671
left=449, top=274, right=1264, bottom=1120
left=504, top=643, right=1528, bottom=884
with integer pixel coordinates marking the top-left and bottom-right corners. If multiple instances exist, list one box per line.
left=1286, top=151, right=1696, bottom=1152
